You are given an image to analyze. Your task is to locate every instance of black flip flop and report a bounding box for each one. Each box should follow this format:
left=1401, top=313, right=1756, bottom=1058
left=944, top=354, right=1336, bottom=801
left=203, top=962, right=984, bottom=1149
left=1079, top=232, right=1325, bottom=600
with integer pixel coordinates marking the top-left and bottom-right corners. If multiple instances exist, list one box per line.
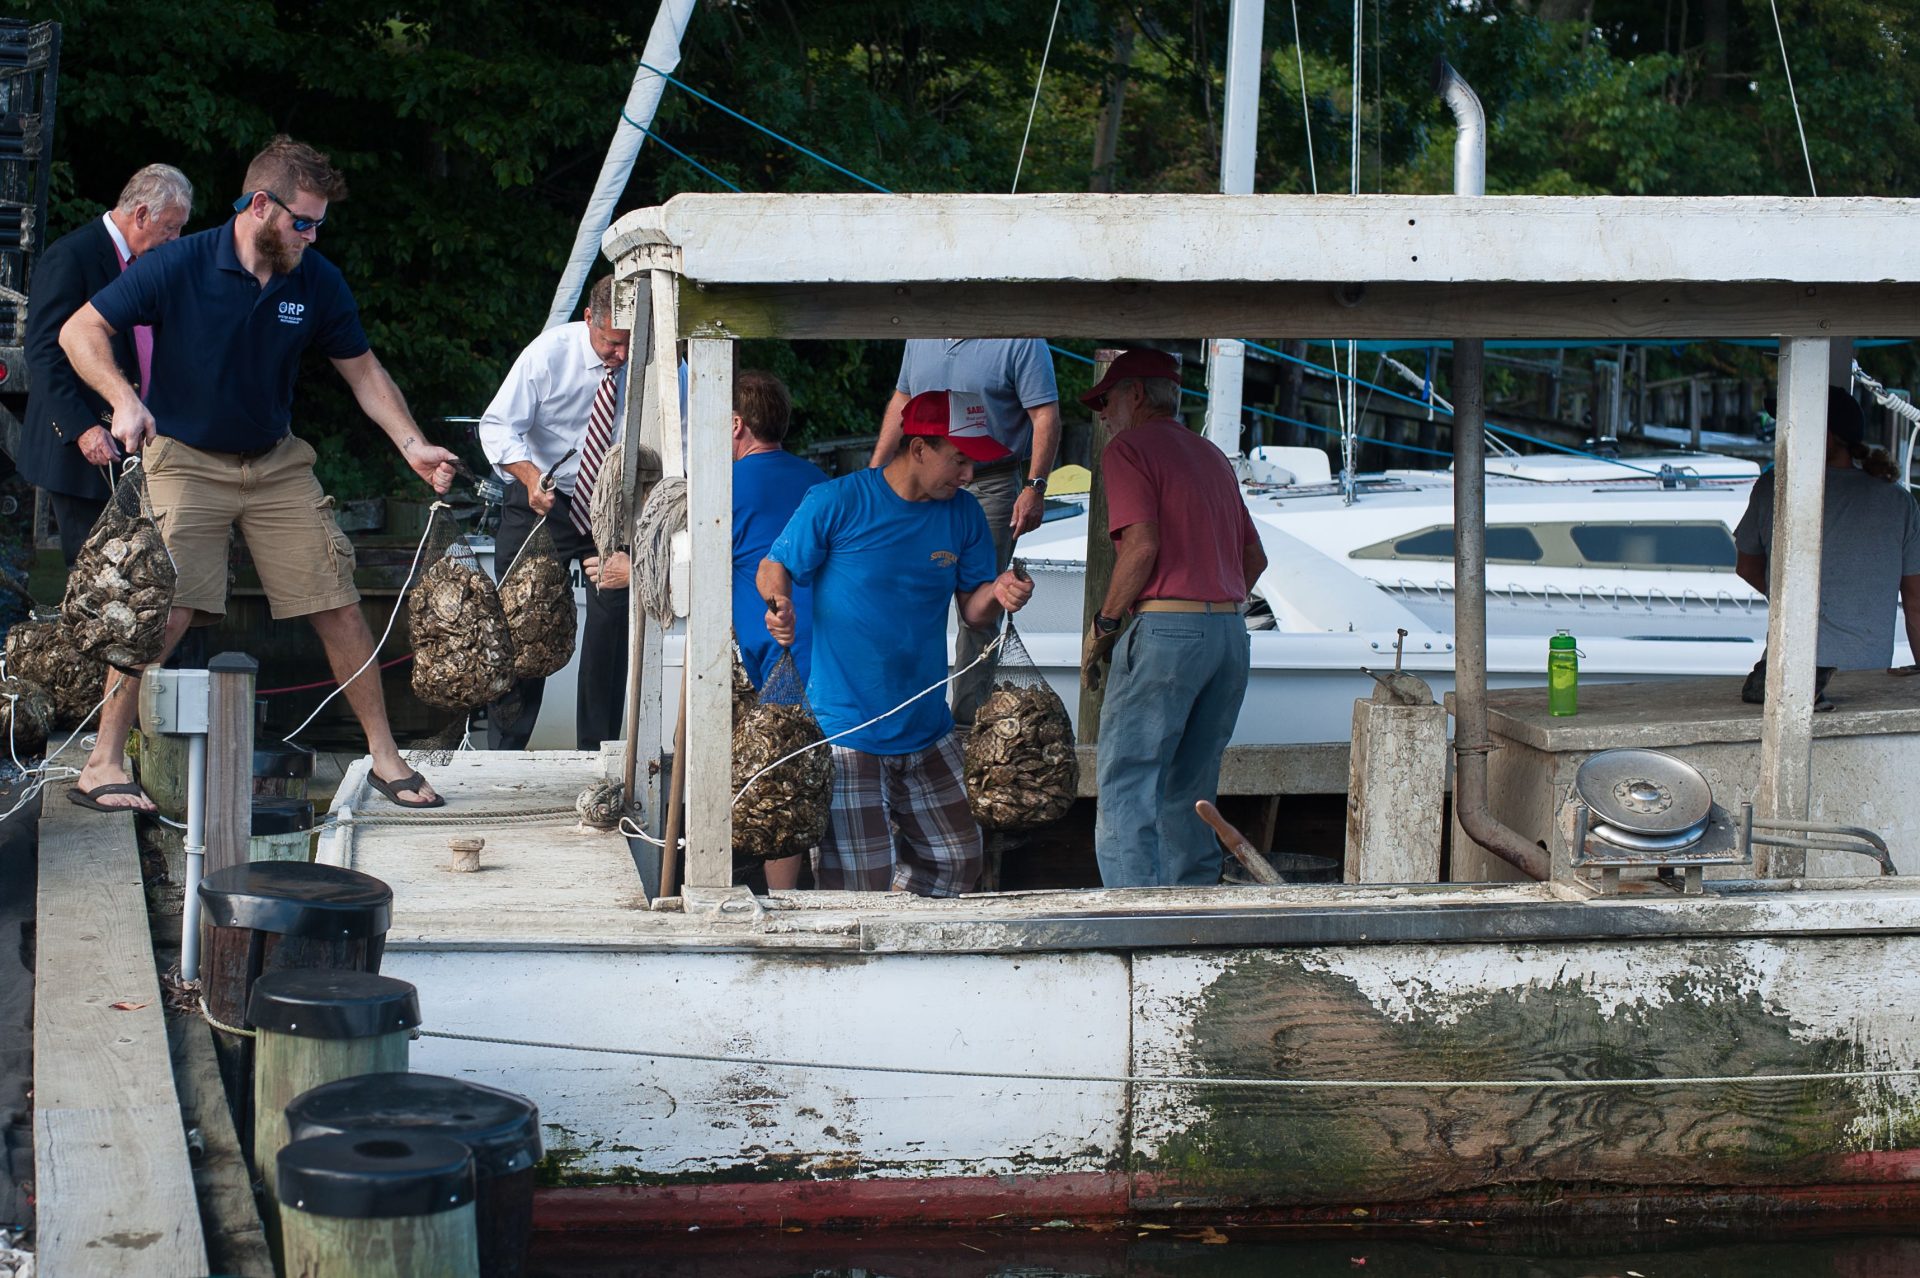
left=369, top=768, right=445, bottom=810
left=68, top=781, right=156, bottom=813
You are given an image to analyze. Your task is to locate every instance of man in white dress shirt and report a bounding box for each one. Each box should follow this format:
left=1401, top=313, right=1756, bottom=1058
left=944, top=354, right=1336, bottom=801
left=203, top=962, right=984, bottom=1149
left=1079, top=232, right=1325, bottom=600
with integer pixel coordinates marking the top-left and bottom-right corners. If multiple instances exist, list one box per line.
left=477, top=274, right=630, bottom=749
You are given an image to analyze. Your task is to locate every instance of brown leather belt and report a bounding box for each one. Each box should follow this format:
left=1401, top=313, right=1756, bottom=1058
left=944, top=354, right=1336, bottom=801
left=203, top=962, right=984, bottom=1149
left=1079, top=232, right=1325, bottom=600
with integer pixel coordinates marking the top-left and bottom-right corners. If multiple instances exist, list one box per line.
left=1134, top=599, right=1243, bottom=615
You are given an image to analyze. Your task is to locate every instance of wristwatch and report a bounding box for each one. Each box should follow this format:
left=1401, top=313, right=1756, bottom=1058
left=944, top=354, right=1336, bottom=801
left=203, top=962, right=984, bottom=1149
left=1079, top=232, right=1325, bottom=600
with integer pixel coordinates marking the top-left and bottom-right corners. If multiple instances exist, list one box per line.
left=1024, top=475, right=1048, bottom=495
left=1093, top=613, right=1121, bottom=636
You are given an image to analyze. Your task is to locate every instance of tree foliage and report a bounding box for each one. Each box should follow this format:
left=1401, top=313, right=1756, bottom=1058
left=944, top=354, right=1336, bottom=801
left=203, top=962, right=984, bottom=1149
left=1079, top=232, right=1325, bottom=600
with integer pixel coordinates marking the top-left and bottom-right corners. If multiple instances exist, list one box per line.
left=28, top=0, right=1920, bottom=493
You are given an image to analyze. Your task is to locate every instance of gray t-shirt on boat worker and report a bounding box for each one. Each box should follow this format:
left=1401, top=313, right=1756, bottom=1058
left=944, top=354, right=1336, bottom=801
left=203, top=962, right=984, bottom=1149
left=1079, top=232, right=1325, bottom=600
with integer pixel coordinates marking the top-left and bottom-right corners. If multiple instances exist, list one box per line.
left=1734, top=464, right=1920, bottom=668
left=896, top=338, right=1058, bottom=464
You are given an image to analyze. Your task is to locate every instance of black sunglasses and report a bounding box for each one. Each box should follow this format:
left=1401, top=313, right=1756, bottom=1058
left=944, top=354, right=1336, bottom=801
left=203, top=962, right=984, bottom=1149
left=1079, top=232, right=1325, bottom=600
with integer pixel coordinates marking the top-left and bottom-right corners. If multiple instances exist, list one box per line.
left=232, top=190, right=325, bottom=233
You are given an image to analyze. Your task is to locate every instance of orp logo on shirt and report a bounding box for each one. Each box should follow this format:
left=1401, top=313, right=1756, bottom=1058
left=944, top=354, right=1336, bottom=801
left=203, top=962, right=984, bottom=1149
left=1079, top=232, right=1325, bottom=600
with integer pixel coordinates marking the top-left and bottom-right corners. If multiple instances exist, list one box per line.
left=277, top=301, right=306, bottom=326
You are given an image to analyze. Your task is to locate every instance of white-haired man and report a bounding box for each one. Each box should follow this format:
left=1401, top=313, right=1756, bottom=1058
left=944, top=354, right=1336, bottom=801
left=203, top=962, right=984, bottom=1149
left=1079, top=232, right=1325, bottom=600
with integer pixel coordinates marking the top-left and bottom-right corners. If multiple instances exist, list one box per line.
left=18, top=163, right=193, bottom=563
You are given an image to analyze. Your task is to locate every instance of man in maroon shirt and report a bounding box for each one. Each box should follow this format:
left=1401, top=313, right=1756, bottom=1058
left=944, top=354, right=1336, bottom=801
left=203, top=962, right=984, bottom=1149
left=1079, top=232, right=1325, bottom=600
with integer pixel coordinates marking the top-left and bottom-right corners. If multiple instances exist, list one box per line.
left=1080, top=349, right=1267, bottom=887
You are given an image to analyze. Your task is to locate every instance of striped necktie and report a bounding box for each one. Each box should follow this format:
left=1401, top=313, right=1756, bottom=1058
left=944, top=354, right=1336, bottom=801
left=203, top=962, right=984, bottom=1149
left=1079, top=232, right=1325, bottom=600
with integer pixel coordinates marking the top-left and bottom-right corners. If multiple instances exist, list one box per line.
left=570, top=366, right=619, bottom=535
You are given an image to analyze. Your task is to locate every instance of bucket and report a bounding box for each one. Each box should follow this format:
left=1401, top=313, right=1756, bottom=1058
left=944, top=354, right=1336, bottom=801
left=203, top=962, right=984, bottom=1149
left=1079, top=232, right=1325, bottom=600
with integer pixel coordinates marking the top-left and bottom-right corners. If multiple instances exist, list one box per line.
left=1266, top=853, right=1340, bottom=884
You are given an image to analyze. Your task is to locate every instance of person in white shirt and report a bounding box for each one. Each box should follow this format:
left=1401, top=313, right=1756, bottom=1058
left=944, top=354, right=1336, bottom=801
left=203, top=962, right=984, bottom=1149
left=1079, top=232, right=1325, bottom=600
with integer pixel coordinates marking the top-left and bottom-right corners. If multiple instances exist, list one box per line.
left=476, top=274, right=630, bottom=750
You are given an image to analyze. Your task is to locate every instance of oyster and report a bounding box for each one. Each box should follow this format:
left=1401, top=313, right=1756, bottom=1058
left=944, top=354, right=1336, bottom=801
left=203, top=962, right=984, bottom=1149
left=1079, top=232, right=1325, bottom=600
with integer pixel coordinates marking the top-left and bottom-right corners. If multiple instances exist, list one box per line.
left=61, top=469, right=177, bottom=671
left=962, top=681, right=1078, bottom=830
left=730, top=701, right=832, bottom=864
left=5, top=620, right=107, bottom=727
left=407, top=550, right=518, bottom=709
left=0, top=674, right=54, bottom=758
left=499, top=524, right=576, bottom=679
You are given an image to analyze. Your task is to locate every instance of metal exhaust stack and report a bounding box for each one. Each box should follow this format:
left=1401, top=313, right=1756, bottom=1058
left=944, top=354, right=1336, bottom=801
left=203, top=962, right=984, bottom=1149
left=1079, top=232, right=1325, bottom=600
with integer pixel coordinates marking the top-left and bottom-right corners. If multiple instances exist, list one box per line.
left=1435, top=58, right=1549, bottom=881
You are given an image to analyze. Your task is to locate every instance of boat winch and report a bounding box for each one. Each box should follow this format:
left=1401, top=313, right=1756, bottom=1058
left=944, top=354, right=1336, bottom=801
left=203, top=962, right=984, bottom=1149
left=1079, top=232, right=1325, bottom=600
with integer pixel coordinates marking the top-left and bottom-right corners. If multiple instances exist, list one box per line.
left=1563, top=748, right=1745, bottom=893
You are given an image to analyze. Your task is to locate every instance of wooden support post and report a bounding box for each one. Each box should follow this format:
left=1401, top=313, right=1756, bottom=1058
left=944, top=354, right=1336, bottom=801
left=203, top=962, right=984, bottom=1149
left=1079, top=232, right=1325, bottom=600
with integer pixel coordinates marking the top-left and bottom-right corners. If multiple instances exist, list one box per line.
left=1757, top=336, right=1830, bottom=876
left=1076, top=348, right=1124, bottom=745
left=278, top=1133, right=478, bottom=1278
left=249, top=969, right=418, bottom=1255
left=616, top=270, right=660, bottom=827
left=205, top=652, right=257, bottom=877
left=683, top=337, right=734, bottom=887
left=1345, top=696, right=1446, bottom=883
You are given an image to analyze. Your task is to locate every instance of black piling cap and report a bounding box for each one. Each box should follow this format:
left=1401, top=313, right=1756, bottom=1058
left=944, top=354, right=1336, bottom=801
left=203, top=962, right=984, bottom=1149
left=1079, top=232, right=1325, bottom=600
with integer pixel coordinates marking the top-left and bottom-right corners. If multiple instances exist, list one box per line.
left=277, top=1132, right=475, bottom=1220
left=247, top=970, right=421, bottom=1041
left=286, top=1072, right=543, bottom=1176
left=252, top=742, right=316, bottom=780
left=197, top=861, right=392, bottom=939
left=251, top=798, right=315, bottom=837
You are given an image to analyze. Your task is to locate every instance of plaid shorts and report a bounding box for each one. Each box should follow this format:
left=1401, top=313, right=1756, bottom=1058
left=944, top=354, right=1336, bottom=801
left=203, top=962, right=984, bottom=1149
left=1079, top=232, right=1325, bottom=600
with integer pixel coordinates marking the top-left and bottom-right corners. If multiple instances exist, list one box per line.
left=813, top=730, right=982, bottom=897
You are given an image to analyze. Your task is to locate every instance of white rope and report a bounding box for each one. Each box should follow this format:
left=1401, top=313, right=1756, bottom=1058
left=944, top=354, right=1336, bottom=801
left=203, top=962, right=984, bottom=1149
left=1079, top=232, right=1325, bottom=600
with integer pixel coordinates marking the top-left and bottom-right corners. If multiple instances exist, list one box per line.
left=730, top=633, right=1004, bottom=808
left=1010, top=0, right=1066, bottom=194
left=1767, top=0, right=1817, bottom=196
left=622, top=635, right=1013, bottom=853
left=282, top=500, right=449, bottom=746
left=633, top=477, right=687, bottom=626
left=498, top=512, right=549, bottom=583
left=0, top=683, right=110, bottom=825
left=417, top=1026, right=1920, bottom=1091
left=1851, top=363, right=1920, bottom=424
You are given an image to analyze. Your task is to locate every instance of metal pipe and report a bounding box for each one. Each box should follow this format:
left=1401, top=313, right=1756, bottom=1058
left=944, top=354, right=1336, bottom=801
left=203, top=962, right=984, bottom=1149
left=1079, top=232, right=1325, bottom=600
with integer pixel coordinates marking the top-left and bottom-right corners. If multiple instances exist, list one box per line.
left=1451, top=340, right=1549, bottom=881
left=1201, top=0, right=1264, bottom=459
left=1432, top=59, right=1485, bottom=197
left=1437, top=59, right=1547, bottom=882
left=181, top=731, right=207, bottom=981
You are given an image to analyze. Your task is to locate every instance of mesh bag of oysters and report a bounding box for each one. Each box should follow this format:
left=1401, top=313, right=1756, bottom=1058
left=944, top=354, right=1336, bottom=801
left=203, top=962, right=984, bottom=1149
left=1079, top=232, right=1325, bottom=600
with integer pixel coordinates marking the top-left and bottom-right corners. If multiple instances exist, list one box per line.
left=730, top=647, right=832, bottom=864
left=61, top=462, right=177, bottom=671
left=6, top=611, right=106, bottom=727
left=964, top=617, right=1078, bottom=829
left=498, top=519, right=576, bottom=679
left=0, top=672, right=52, bottom=760
left=407, top=519, right=518, bottom=710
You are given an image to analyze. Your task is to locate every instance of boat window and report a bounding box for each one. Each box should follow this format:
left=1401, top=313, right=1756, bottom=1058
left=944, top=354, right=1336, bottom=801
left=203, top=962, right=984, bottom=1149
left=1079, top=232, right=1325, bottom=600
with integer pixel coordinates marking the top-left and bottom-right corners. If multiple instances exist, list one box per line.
left=1568, top=522, right=1736, bottom=568
left=1376, top=525, right=1544, bottom=563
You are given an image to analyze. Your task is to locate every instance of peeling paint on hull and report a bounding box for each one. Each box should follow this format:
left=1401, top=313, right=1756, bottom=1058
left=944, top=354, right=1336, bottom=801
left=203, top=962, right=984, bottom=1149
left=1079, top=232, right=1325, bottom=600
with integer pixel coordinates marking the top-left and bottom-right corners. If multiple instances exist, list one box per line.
left=392, top=929, right=1920, bottom=1228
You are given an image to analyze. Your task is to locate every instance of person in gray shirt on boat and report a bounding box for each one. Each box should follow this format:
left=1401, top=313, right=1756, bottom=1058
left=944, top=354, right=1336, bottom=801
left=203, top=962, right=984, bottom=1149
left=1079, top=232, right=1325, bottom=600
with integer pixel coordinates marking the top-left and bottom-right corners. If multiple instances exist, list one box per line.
left=869, top=338, right=1060, bottom=723
left=1733, top=385, right=1920, bottom=707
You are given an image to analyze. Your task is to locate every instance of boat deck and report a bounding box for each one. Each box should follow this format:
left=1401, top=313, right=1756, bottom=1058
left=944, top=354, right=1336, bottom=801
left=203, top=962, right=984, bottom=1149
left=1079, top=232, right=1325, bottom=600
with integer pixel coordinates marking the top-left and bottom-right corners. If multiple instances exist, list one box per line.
left=322, top=748, right=1920, bottom=954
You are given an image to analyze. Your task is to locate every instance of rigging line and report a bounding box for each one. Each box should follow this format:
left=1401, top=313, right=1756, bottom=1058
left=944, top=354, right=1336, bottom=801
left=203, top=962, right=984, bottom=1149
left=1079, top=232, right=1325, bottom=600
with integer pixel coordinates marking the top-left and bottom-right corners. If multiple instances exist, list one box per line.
left=1288, top=0, right=1317, bottom=193
left=1766, top=0, right=1817, bottom=197
left=632, top=98, right=1752, bottom=483
left=1349, top=0, right=1362, bottom=196
left=1011, top=0, right=1066, bottom=194
left=635, top=58, right=892, bottom=194
left=623, top=111, right=745, bottom=193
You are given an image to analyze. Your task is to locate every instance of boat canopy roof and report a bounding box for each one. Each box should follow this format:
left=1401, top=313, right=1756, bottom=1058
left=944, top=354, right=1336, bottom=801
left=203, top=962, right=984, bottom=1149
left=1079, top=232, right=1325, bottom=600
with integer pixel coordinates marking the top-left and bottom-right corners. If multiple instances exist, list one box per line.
left=604, top=193, right=1920, bottom=341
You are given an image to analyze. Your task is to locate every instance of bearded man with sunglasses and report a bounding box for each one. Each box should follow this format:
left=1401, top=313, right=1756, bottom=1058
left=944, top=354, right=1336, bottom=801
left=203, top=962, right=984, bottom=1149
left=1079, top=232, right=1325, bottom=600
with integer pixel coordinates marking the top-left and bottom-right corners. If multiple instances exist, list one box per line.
left=57, top=135, right=461, bottom=814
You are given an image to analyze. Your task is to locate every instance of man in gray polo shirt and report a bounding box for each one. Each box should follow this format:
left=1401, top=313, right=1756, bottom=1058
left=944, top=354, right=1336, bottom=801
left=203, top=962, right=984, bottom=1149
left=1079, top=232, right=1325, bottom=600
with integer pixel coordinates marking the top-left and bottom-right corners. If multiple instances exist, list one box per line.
left=1734, top=385, right=1920, bottom=707
left=870, top=338, right=1060, bottom=722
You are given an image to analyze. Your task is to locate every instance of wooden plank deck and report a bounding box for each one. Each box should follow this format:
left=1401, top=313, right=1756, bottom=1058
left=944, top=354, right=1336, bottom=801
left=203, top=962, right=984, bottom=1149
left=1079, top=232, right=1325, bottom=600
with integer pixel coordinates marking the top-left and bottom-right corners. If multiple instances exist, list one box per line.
left=34, top=775, right=207, bottom=1275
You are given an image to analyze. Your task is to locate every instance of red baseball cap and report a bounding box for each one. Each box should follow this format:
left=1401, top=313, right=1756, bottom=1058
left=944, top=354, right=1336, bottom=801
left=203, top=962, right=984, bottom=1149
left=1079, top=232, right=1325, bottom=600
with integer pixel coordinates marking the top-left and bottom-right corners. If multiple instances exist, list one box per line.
left=900, top=389, right=1012, bottom=464
left=1079, top=348, right=1182, bottom=409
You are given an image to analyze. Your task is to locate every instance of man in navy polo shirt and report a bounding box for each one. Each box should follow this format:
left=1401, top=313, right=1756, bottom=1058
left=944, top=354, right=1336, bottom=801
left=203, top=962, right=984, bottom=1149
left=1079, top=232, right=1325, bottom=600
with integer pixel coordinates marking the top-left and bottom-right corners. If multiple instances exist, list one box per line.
left=59, top=135, right=461, bottom=813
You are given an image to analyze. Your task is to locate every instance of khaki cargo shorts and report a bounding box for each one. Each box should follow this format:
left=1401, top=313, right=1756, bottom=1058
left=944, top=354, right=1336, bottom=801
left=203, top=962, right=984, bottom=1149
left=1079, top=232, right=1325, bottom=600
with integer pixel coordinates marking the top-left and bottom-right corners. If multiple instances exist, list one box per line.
left=142, top=433, right=359, bottom=621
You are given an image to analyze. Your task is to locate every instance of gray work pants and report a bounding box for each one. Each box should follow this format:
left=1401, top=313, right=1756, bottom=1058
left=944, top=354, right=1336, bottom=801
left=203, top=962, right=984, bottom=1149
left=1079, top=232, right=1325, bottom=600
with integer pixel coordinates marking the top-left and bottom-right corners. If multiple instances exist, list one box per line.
left=951, top=461, right=1020, bottom=725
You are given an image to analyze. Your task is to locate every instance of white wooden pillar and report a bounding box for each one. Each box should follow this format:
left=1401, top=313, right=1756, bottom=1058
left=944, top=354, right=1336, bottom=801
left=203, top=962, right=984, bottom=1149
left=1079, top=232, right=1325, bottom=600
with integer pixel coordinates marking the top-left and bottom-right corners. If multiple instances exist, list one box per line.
left=1756, top=336, right=1830, bottom=876
left=682, top=338, right=734, bottom=887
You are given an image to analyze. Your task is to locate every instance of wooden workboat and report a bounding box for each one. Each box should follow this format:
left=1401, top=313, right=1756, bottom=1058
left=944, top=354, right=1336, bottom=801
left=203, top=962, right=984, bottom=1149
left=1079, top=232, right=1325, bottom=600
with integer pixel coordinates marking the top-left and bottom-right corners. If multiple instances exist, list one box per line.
left=320, top=748, right=1920, bottom=1231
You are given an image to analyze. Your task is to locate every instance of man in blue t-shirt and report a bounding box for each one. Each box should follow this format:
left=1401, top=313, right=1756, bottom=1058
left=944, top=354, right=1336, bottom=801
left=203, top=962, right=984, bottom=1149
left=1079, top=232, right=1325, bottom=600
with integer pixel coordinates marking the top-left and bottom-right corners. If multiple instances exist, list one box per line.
left=759, top=390, right=1034, bottom=896
left=58, top=136, right=461, bottom=814
left=870, top=339, right=1060, bottom=726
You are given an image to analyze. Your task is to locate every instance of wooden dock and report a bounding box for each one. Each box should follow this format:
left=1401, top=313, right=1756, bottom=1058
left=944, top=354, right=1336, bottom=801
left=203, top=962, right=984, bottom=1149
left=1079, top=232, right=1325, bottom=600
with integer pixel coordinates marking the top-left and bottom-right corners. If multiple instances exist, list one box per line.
left=33, top=777, right=205, bottom=1274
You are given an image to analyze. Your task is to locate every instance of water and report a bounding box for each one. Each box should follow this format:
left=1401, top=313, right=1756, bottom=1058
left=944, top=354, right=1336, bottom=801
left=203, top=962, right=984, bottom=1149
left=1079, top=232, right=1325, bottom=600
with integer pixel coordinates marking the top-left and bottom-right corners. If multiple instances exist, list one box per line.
left=530, top=1222, right=1920, bottom=1277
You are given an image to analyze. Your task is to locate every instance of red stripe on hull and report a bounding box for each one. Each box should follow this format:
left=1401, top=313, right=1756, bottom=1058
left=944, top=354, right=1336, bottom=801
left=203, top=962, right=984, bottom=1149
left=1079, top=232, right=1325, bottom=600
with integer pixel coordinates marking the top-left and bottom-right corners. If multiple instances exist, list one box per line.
left=536, top=1172, right=1920, bottom=1233
left=536, top=1171, right=1130, bottom=1232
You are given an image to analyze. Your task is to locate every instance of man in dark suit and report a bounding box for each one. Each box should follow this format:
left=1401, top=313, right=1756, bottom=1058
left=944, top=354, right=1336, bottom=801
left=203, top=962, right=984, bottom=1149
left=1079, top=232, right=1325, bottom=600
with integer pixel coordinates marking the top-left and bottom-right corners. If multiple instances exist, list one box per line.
left=18, top=164, right=192, bottom=563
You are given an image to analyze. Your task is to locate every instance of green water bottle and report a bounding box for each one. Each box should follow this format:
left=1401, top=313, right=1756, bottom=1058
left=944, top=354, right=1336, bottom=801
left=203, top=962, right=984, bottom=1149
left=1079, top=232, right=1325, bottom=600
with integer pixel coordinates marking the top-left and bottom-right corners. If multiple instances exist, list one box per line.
left=1548, top=629, right=1578, bottom=716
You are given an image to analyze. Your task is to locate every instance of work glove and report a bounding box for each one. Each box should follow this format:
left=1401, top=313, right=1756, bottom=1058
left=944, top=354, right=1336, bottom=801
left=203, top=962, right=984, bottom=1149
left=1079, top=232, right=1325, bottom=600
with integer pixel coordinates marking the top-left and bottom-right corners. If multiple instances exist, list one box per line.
left=1081, top=619, right=1122, bottom=692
